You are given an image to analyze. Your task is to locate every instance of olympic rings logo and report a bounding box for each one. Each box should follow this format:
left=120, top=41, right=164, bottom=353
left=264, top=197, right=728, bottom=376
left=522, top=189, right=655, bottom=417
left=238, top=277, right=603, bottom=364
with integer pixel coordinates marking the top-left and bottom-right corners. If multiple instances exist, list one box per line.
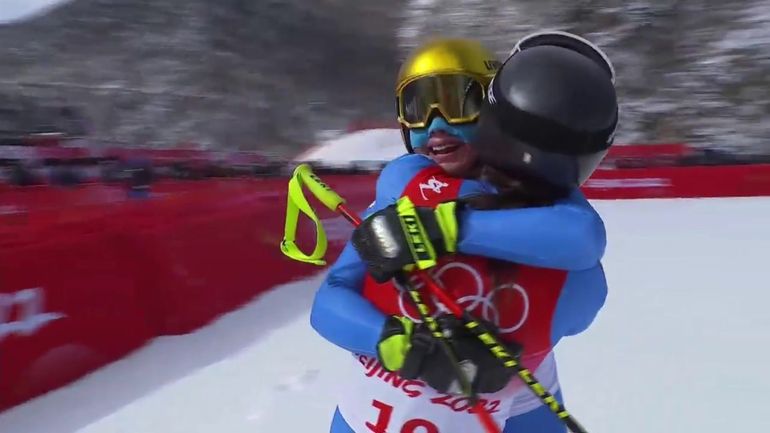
left=396, top=261, right=530, bottom=334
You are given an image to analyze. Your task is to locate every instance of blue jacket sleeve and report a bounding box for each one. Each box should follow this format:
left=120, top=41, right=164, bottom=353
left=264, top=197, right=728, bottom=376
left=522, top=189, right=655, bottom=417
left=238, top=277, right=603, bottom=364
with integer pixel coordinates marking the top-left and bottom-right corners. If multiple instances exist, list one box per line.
left=310, top=155, right=427, bottom=355
left=374, top=154, right=434, bottom=204
left=310, top=242, right=385, bottom=356
left=457, top=189, right=606, bottom=271
left=550, top=263, right=608, bottom=345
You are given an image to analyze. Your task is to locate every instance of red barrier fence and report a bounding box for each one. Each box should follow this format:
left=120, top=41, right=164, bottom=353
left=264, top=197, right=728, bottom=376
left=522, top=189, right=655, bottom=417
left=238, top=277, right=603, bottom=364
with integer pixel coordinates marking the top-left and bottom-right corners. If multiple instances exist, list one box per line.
left=583, top=164, right=770, bottom=199
left=0, top=176, right=376, bottom=411
left=0, top=231, right=154, bottom=409
left=1, top=163, right=768, bottom=411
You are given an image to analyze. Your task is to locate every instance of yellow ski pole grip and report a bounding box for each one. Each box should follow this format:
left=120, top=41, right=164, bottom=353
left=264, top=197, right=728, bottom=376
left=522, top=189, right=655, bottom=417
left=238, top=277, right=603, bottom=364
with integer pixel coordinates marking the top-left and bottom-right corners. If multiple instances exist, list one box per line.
left=280, top=164, right=346, bottom=266
left=293, top=164, right=345, bottom=212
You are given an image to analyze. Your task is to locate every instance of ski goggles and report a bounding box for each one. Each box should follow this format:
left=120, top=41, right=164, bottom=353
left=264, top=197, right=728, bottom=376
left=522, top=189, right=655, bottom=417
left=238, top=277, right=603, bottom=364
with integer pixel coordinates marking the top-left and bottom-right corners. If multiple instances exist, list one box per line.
left=397, top=73, right=486, bottom=129
left=509, top=31, right=615, bottom=83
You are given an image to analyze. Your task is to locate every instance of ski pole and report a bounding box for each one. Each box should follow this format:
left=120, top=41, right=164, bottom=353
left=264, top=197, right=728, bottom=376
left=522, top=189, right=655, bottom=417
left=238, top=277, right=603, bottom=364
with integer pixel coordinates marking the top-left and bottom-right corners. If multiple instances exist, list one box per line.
left=281, top=164, right=500, bottom=433
left=393, top=271, right=501, bottom=433
left=281, top=164, right=588, bottom=433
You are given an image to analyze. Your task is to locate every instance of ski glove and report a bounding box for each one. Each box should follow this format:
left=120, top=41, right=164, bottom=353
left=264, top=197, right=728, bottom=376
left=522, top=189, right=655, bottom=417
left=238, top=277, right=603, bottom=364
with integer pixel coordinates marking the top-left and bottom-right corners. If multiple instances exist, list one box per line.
left=377, top=314, right=523, bottom=395
left=352, top=196, right=459, bottom=283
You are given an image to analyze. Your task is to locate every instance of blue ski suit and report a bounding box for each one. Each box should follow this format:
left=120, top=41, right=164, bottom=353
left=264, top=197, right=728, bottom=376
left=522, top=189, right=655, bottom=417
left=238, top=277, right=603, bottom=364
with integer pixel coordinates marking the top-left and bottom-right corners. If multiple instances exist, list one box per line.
left=312, top=154, right=608, bottom=433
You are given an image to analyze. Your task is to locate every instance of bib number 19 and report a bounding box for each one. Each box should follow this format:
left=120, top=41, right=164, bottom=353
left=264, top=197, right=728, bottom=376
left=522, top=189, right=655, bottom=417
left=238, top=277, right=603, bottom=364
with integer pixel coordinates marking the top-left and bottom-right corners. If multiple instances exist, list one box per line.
left=366, top=400, right=439, bottom=433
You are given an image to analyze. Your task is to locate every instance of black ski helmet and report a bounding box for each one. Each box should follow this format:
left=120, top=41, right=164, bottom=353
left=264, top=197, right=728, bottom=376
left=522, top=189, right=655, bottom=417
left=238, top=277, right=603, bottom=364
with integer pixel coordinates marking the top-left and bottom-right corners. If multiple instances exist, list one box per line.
left=472, top=31, right=618, bottom=191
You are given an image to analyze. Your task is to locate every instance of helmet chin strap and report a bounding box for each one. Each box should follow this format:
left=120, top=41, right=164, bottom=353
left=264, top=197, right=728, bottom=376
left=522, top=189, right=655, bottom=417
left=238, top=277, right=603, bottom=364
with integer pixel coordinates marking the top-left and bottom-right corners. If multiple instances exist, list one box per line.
left=408, top=117, right=478, bottom=151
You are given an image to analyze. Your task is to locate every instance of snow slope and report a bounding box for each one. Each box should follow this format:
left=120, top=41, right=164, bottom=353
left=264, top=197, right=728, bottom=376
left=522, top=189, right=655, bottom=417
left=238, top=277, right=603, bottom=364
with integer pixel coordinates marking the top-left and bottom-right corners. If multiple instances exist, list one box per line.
left=1, top=197, right=768, bottom=433
left=296, top=129, right=404, bottom=166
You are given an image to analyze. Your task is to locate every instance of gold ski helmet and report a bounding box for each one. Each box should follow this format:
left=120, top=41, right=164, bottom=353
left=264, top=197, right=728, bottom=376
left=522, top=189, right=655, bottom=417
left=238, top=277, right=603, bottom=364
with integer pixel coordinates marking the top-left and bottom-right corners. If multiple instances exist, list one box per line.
left=396, top=38, right=500, bottom=152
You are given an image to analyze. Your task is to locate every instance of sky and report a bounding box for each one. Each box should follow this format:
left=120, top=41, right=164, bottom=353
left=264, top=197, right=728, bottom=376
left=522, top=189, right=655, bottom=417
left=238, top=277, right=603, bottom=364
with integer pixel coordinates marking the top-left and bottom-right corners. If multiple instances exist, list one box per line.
left=0, top=0, right=70, bottom=24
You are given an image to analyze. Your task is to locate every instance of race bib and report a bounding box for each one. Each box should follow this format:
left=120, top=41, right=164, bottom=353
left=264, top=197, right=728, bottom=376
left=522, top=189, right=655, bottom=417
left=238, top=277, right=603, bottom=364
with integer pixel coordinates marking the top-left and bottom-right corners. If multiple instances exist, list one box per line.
left=337, top=352, right=559, bottom=433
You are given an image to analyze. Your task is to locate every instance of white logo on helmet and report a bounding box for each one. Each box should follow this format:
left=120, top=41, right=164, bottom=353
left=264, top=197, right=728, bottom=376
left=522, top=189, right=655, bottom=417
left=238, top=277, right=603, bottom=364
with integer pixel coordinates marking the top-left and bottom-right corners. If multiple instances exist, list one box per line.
left=487, top=78, right=497, bottom=105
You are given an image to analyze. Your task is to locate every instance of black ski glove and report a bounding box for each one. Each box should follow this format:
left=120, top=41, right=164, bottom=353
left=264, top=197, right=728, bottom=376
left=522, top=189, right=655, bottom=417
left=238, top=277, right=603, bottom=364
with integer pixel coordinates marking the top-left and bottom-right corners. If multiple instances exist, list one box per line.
left=378, top=313, right=522, bottom=395
left=352, top=196, right=459, bottom=283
